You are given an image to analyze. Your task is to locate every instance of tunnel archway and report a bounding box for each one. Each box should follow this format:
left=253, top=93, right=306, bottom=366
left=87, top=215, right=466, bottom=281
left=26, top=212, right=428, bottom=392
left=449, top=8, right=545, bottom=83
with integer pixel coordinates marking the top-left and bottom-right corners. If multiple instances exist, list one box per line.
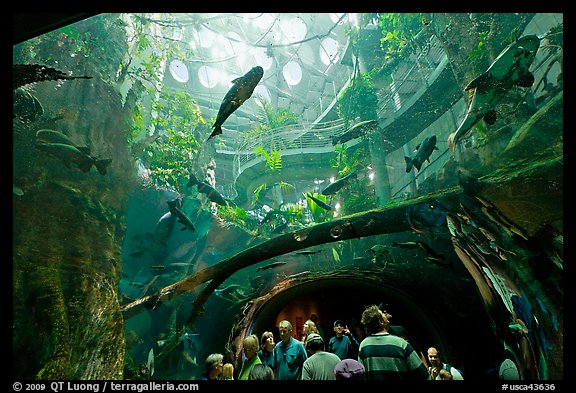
left=229, top=272, right=504, bottom=380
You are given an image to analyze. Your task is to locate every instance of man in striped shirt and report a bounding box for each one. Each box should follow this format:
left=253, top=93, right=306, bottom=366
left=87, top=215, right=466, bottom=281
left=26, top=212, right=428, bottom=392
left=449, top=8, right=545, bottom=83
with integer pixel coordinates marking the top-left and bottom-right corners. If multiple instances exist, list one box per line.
left=358, top=304, right=430, bottom=380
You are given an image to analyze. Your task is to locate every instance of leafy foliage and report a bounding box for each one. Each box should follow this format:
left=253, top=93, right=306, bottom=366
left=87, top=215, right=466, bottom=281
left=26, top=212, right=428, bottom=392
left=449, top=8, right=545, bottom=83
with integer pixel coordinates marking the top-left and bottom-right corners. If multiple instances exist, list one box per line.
left=254, top=146, right=282, bottom=174
left=337, top=72, right=378, bottom=122
left=135, top=90, right=205, bottom=192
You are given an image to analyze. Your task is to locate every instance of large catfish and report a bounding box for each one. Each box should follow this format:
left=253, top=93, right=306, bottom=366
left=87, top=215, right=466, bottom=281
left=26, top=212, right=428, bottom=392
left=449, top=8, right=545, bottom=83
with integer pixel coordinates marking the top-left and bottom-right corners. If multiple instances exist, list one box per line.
left=448, top=35, right=541, bottom=153
left=207, top=66, right=264, bottom=140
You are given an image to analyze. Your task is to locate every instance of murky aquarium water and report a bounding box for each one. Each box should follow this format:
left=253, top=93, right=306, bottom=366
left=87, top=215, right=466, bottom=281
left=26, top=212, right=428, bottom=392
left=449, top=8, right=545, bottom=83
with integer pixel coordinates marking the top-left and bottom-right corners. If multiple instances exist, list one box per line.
left=13, top=13, right=563, bottom=382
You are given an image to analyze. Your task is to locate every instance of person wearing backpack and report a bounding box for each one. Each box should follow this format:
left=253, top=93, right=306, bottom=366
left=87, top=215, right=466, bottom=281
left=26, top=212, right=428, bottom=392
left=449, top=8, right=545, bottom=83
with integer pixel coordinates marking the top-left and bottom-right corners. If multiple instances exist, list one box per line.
left=427, top=346, right=464, bottom=380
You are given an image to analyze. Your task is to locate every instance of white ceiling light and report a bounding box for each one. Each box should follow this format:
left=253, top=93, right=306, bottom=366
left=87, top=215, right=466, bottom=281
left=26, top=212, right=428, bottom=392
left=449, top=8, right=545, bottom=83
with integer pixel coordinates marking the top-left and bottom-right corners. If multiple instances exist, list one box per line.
left=169, top=60, right=189, bottom=83
left=198, top=65, right=219, bottom=88
left=283, top=61, right=302, bottom=86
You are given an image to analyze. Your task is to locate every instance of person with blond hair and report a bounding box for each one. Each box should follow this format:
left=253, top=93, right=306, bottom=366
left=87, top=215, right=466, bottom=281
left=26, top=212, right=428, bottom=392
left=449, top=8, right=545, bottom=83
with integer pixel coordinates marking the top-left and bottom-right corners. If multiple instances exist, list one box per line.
left=238, top=334, right=262, bottom=380
left=221, top=363, right=234, bottom=380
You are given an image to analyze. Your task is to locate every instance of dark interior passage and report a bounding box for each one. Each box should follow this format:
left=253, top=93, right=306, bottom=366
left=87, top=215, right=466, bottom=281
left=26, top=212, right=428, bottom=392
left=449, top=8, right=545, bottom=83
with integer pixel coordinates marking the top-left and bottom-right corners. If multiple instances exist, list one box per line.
left=244, top=276, right=503, bottom=380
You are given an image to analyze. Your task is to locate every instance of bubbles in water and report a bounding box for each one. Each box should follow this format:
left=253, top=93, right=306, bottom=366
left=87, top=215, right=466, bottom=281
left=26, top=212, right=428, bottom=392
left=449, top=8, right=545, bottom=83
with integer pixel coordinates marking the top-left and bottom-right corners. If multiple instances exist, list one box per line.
left=330, top=225, right=342, bottom=238
left=294, top=229, right=309, bottom=242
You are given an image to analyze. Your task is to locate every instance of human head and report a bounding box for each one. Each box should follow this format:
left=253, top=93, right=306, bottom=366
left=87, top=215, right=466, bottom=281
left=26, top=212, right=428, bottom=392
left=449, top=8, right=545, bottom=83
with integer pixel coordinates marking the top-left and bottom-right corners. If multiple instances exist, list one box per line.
left=333, top=319, right=345, bottom=336
left=204, top=353, right=224, bottom=375
left=243, top=334, right=259, bottom=359
left=305, top=333, right=324, bottom=353
left=249, top=363, right=275, bottom=380
left=260, top=331, right=274, bottom=351
left=303, top=319, right=318, bottom=335
left=334, top=359, right=366, bottom=380
left=221, top=363, right=234, bottom=380
left=360, top=304, right=389, bottom=334
left=278, top=320, right=292, bottom=342
left=439, top=369, right=453, bottom=380
left=427, top=347, right=442, bottom=367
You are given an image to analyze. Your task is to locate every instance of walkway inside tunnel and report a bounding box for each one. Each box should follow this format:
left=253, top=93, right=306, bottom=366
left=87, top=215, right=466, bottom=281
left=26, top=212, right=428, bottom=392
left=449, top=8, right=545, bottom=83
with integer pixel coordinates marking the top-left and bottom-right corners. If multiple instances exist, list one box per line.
left=240, top=275, right=503, bottom=380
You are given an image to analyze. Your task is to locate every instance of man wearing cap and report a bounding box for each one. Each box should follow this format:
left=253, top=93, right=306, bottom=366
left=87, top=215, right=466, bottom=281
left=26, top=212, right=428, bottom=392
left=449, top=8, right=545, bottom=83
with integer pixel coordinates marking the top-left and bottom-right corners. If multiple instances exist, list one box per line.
left=301, top=333, right=341, bottom=380
left=328, top=319, right=359, bottom=360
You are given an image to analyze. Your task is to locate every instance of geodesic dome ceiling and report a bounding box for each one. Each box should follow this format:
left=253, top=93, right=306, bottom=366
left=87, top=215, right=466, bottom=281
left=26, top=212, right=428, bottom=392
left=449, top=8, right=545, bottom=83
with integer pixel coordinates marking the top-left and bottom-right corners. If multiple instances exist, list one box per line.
left=161, top=13, right=355, bottom=132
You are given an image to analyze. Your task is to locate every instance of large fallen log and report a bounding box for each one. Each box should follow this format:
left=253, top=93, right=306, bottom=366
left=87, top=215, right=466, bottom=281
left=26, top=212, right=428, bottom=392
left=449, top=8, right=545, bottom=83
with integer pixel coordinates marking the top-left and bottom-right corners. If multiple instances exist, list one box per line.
left=121, top=155, right=562, bottom=321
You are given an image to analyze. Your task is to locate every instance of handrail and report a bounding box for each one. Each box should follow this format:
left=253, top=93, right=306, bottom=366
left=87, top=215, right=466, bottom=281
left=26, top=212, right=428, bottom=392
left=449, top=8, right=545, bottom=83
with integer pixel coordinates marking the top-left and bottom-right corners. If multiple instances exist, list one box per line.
left=222, top=33, right=448, bottom=188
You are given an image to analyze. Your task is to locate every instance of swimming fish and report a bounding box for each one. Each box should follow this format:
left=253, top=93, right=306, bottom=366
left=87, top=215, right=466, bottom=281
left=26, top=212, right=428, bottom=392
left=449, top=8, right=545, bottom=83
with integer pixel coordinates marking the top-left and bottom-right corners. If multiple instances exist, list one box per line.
left=405, top=135, right=438, bottom=173
left=186, top=173, right=229, bottom=206
left=256, top=261, right=288, bottom=272
left=447, top=35, right=540, bottom=153
left=35, top=142, right=112, bottom=175
left=332, top=119, right=379, bottom=145
left=321, top=170, right=358, bottom=196
left=36, top=129, right=90, bottom=154
left=207, top=66, right=264, bottom=140
left=306, top=192, right=333, bottom=211
left=166, top=199, right=195, bottom=232
left=391, top=241, right=449, bottom=266
left=13, top=64, right=92, bottom=90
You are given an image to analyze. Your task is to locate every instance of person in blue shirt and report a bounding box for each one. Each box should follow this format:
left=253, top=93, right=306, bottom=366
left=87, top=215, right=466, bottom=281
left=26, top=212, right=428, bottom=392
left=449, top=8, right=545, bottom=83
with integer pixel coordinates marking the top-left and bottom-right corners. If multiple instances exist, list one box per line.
left=328, top=319, right=359, bottom=360
left=258, top=331, right=276, bottom=371
left=273, top=320, right=308, bottom=380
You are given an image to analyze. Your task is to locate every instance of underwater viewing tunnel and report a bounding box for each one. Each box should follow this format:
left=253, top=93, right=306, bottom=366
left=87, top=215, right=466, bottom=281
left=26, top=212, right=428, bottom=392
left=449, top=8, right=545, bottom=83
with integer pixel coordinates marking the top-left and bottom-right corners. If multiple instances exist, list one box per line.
left=13, top=13, right=563, bottom=382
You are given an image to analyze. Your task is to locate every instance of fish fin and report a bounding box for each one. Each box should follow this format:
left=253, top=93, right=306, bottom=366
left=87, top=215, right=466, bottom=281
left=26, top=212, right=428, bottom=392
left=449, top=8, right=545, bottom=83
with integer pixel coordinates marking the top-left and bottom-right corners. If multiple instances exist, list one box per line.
left=94, top=158, right=112, bottom=175
left=404, top=156, right=413, bottom=173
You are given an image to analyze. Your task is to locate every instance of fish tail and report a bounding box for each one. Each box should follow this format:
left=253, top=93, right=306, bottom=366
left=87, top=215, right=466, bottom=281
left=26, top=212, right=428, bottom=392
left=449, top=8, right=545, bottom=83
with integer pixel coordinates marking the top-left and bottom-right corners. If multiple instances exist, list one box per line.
left=404, top=156, right=413, bottom=173
left=94, top=158, right=112, bottom=175
left=208, top=124, right=222, bottom=141
left=413, top=159, right=423, bottom=172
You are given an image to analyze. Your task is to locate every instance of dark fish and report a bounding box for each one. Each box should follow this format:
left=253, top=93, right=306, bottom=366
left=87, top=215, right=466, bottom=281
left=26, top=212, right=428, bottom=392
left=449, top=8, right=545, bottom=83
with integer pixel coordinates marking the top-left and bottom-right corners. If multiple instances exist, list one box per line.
left=150, top=265, right=166, bottom=270
left=36, top=129, right=90, bottom=154
left=306, top=192, right=332, bottom=211
left=405, top=135, right=438, bottom=173
left=391, top=241, right=448, bottom=266
left=321, top=171, right=358, bottom=196
left=207, top=66, right=264, bottom=140
left=256, top=261, right=288, bottom=272
left=295, top=250, right=322, bottom=255
left=35, top=142, right=112, bottom=175
left=13, top=64, right=92, bottom=90
left=332, top=119, right=379, bottom=145
left=186, top=173, right=229, bottom=206
left=129, top=250, right=146, bottom=258
left=166, top=199, right=195, bottom=232
left=448, top=35, right=540, bottom=153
